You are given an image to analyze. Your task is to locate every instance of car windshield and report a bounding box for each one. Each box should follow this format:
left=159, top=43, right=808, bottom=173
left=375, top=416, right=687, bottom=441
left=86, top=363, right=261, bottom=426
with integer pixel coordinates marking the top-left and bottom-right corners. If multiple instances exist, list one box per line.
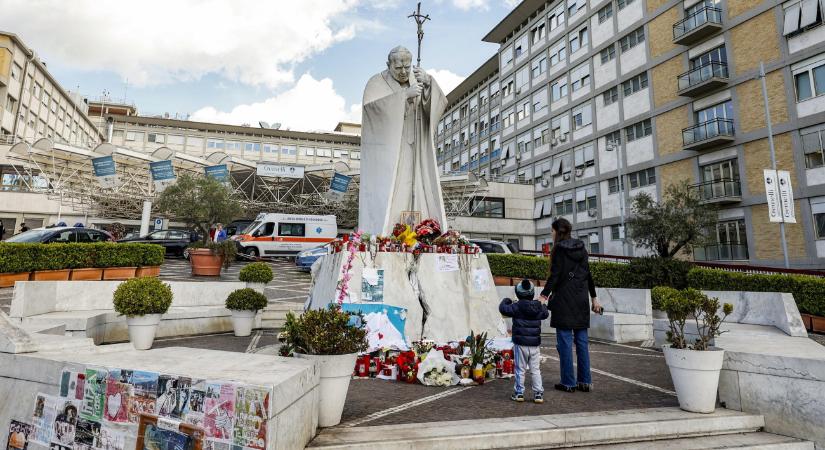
left=243, top=221, right=261, bottom=235
left=5, top=229, right=54, bottom=243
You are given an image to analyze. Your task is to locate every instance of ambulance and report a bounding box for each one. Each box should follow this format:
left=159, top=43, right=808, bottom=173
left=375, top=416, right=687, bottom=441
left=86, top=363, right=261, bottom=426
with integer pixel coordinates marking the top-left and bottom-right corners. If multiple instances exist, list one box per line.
left=234, top=213, right=337, bottom=257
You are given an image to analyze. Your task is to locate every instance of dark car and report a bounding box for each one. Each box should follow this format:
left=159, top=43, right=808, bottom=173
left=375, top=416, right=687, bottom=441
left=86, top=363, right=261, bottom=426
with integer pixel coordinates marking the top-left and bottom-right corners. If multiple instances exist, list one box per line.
left=118, top=229, right=197, bottom=258
left=225, top=220, right=253, bottom=237
left=4, top=227, right=114, bottom=243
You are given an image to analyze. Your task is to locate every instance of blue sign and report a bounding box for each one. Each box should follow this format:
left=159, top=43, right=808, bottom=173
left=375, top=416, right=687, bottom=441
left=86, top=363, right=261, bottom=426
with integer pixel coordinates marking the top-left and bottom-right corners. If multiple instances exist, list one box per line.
left=330, top=172, right=351, bottom=194
left=205, top=164, right=228, bottom=182
left=149, top=160, right=175, bottom=181
left=92, top=156, right=116, bottom=177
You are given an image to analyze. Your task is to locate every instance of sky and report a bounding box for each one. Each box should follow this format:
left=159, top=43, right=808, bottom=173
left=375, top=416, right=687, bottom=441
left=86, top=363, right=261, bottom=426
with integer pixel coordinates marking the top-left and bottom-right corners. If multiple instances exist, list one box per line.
left=0, top=0, right=520, bottom=132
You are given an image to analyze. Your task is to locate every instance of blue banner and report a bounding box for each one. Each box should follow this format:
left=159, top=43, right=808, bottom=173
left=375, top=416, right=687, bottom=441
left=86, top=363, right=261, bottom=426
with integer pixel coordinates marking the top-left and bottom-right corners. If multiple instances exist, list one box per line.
left=92, top=156, right=116, bottom=177
left=330, top=172, right=351, bottom=194
left=149, top=160, right=175, bottom=181
left=205, top=164, right=228, bottom=182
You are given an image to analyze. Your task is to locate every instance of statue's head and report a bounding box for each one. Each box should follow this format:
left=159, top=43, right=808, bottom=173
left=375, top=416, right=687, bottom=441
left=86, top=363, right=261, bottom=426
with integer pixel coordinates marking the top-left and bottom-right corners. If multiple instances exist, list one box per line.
left=386, top=46, right=413, bottom=84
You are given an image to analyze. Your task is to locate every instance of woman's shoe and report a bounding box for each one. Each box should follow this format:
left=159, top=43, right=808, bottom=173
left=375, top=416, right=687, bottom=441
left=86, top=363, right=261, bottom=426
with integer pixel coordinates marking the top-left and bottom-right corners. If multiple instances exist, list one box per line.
left=576, top=383, right=592, bottom=392
left=554, top=383, right=575, bottom=393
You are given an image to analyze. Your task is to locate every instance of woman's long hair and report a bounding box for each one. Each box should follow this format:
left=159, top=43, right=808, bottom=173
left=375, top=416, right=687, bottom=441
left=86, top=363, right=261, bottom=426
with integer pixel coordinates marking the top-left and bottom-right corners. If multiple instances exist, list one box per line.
left=549, top=217, right=573, bottom=265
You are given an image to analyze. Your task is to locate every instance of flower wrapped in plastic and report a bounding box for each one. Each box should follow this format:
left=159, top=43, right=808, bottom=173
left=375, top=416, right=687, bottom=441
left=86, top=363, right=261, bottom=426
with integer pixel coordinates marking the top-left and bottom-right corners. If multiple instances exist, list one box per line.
left=416, top=348, right=459, bottom=386
left=392, top=223, right=407, bottom=238
left=396, top=225, right=418, bottom=248
left=414, top=218, right=442, bottom=244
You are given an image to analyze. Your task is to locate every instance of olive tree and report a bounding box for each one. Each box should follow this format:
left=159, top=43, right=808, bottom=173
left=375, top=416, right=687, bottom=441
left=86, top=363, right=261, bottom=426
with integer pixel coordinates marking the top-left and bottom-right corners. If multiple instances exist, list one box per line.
left=155, top=173, right=242, bottom=243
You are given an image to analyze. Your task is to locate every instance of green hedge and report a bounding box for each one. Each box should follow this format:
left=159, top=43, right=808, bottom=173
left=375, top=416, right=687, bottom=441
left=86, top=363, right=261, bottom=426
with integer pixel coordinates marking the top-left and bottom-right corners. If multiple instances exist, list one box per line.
left=687, top=268, right=825, bottom=316
left=0, top=243, right=165, bottom=273
left=486, top=254, right=630, bottom=287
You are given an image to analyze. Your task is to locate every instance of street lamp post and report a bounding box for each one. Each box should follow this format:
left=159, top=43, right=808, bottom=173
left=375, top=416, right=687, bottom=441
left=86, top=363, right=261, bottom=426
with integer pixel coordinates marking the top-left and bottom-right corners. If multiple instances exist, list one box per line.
left=606, top=141, right=627, bottom=256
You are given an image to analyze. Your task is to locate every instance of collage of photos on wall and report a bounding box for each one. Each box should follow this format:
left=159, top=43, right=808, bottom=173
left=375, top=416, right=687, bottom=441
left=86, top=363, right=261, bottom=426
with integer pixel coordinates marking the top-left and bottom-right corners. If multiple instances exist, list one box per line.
left=6, top=365, right=270, bottom=450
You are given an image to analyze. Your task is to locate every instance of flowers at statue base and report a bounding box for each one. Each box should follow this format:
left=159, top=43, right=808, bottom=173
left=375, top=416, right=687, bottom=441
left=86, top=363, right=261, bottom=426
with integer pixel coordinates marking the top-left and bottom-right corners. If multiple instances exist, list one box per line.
left=414, top=218, right=442, bottom=245
left=336, top=229, right=363, bottom=305
left=433, top=229, right=472, bottom=247
left=423, top=367, right=454, bottom=387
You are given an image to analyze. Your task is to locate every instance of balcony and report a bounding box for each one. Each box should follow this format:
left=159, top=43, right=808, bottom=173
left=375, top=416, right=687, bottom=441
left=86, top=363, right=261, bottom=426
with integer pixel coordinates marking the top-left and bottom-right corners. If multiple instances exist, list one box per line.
left=673, top=7, right=723, bottom=45
left=694, top=244, right=749, bottom=262
left=691, top=178, right=741, bottom=204
left=682, top=118, right=734, bottom=150
left=677, top=62, right=729, bottom=97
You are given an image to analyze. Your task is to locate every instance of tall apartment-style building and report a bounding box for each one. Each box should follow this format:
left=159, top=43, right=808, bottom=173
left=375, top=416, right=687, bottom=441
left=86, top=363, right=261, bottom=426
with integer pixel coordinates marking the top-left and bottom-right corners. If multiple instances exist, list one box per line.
left=439, top=0, right=825, bottom=268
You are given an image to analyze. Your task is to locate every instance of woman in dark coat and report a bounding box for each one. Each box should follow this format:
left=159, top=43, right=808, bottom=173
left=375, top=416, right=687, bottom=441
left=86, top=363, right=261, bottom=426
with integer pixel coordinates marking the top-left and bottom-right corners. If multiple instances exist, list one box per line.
left=539, top=218, right=602, bottom=393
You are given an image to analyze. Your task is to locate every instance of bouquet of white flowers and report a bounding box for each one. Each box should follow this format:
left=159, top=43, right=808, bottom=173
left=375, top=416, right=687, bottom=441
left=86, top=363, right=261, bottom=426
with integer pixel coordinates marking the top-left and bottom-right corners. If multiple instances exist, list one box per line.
left=416, top=348, right=459, bottom=386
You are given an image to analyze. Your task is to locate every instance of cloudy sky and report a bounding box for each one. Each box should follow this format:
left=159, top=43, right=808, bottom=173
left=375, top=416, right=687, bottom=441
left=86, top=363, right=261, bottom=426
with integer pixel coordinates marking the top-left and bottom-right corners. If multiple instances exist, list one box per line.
left=0, top=0, right=519, bottom=131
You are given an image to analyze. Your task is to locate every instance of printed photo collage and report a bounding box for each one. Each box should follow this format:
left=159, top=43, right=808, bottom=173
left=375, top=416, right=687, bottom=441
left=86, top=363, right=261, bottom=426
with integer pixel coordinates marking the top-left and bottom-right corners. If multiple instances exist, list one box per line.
left=5, top=365, right=270, bottom=450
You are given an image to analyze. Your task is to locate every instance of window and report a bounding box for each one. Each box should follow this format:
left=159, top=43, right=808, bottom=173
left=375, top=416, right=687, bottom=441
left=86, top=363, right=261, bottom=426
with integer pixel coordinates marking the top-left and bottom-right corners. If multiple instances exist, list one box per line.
left=555, top=192, right=574, bottom=215
left=617, top=0, right=636, bottom=9
left=302, top=147, right=315, bottom=156
left=501, top=45, right=513, bottom=67
left=517, top=101, right=530, bottom=121
left=531, top=55, right=547, bottom=78
left=126, top=131, right=144, bottom=142
left=549, top=4, right=565, bottom=31
left=351, top=151, right=361, bottom=160
left=576, top=186, right=598, bottom=212
left=622, top=72, right=648, bottom=96
left=283, top=145, right=298, bottom=155
left=33, top=83, right=41, bottom=99
left=608, top=176, right=625, bottom=193
left=611, top=225, right=624, bottom=240
left=551, top=114, right=570, bottom=139
left=503, top=108, right=515, bottom=128
left=531, top=22, right=546, bottom=44
left=567, top=0, right=585, bottom=16
left=514, top=34, right=528, bottom=58
left=816, top=207, right=825, bottom=239
left=551, top=78, right=568, bottom=101
left=502, top=77, right=515, bottom=97
left=625, top=118, right=652, bottom=141
left=572, top=102, right=592, bottom=129
left=603, top=87, right=619, bottom=105
left=570, top=27, right=588, bottom=52
left=187, top=137, right=204, bottom=149
left=517, top=133, right=532, bottom=153
left=704, top=220, right=749, bottom=261
left=317, top=148, right=332, bottom=157
left=606, top=130, right=622, bottom=147
left=803, top=126, right=825, bottom=168
left=516, top=66, right=530, bottom=93
left=784, top=0, right=825, bottom=36
left=550, top=41, right=567, bottom=67
left=571, top=63, right=591, bottom=92
left=11, top=63, right=21, bottom=80
left=598, top=3, right=613, bottom=23
left=696, top=100, right=733, bottom=122
left=628, top=168, right=656, bottom=188
left=278, top=223, right=305, bottom=237
left=574, top=144, right=595, bottom=169
left=147, top=133, right=165, bottom=144
left=334, top=149, right=349, bottom=158
left=619, top=27, right=645, bottom=53
left=794, top=59, right=825, bottom=101
left=600, top=44, right=616, bottom=64
left=533, top=88, right=548, bottom=113
left=5, top=95, right=16, bottom=113
left=471, top=197, right=505, bottom=218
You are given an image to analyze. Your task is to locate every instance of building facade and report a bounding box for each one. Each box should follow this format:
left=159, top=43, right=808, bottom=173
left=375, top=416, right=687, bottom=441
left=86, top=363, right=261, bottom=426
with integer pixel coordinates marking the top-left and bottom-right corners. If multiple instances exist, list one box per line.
left=438, top=0, right=825, bottom=268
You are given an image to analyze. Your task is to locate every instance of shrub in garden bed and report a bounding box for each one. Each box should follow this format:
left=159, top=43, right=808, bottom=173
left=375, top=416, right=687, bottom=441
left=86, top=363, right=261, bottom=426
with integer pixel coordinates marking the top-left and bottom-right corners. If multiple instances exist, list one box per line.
left=225, top=288, right=268, bottom=311
left=0, top=243, right=163, bottom=273
left=652, top=286, right=680, bottom=311
left=238, top=262, right=274, bottom=284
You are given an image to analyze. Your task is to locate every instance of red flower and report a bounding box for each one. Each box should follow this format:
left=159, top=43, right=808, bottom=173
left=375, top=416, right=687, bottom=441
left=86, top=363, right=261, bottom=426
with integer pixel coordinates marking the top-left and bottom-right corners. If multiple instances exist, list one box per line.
left=392, top=223, right=406, bottom=237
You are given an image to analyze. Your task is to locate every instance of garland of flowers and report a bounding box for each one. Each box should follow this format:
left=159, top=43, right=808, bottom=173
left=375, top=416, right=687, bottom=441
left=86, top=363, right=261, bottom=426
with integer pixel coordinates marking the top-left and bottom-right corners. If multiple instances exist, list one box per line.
left=337, top=229, right=363, bottom=305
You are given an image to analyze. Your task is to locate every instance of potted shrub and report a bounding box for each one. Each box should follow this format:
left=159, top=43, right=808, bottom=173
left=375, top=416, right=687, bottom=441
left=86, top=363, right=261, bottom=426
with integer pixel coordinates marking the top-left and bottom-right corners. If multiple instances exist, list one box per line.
left=113, top=277, right=173, bottom=350
left=31, top=244, right=72, bottom=281
left=99, top=244, right=139, bottom=280
left=0, top=243, right=33, bottom=287
left=281, top=305, right=367, bottom=427
left=225, top=288, right=268, bottom=337
left=661, top=288, right=733, bottom=413
left=651, top=286, right=678, bottom=319
left=136, top=245, right=165, bottom=277
left=188, top=241, right=236, bottom=276
left=238, top=262, right=273, bottom=292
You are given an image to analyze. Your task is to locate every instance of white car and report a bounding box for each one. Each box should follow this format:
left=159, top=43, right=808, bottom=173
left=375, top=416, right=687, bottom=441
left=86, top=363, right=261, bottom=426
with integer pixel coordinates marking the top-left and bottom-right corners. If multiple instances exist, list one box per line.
left=469, top=239, right=517, bottom=254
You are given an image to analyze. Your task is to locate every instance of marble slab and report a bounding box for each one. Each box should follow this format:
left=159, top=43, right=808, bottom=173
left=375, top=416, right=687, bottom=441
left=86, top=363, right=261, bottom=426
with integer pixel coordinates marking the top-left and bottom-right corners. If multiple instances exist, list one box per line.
left=702, top=291, right=807, bottom=337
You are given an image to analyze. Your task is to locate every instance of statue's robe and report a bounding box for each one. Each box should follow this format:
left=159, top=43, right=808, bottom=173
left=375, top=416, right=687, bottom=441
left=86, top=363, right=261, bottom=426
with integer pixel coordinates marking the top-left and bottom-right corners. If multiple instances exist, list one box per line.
left=358, top=69, right=448, bottom=236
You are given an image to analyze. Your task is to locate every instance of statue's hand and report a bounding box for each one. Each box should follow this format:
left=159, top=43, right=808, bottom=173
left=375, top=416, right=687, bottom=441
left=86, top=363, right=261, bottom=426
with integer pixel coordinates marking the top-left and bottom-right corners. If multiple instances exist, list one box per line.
left=413, top=67, right=431, bottom=88
left=406, top=80, right=423, bottom=100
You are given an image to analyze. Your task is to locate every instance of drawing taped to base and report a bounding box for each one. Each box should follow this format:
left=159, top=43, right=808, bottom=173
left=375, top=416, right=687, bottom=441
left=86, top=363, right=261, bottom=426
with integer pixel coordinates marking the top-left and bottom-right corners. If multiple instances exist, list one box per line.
left=234, top=213, right=337, bottom=257
left=342, top=303, right=408, bottom=351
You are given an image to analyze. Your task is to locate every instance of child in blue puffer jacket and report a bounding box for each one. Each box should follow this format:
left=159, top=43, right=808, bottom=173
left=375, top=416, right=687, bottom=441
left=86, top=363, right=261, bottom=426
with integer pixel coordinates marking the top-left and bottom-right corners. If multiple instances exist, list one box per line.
left=499, top=279, right=549, bottom=403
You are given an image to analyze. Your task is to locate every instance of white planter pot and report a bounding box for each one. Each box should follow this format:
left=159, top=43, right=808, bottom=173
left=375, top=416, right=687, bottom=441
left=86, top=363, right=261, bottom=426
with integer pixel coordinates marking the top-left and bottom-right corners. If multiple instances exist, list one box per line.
left=230, top=310, right=257, bottom=337
left=126, top=314, right=162, bottom=350
left=294, top=352, right=357, bottom=427
left=663, top=346, right=725, bottom=413
left=245, top=282, right=266, bottom=294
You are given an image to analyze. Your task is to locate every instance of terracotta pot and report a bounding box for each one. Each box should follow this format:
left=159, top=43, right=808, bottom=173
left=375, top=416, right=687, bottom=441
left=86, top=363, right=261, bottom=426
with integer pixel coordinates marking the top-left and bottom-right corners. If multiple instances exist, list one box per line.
left=70, top=268, right=103, bottom=281
left=493, top=276, right=511, bottom=286
left=32, top=269, right=71, bottom=281
left=135, top=266, right=161, bottom=277
left=190, top=248, right=224, bottom=276
left=812, top=315, right=825, bottom=334
left=800, top=314, right=813, bottom=332
left=103, top=267, right=137, bottom=280
left=0, top=272, right=30, bottom=288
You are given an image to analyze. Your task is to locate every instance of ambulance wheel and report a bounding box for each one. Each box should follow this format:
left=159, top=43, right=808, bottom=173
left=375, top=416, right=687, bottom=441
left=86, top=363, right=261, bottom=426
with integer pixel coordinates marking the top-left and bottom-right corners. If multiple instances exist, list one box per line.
left=245, top=247, right=259, bottom=258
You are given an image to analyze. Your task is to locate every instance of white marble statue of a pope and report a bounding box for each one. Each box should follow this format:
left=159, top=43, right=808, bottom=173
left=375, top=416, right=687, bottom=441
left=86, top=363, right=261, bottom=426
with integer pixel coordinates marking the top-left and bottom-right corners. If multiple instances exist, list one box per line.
left=358, top=46, right=448, bottom=236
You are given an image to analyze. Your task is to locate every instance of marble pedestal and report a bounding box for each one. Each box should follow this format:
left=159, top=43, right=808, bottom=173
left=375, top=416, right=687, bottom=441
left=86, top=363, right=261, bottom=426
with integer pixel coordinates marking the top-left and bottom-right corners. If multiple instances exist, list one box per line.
left=307, top=252, right=505, bottom=342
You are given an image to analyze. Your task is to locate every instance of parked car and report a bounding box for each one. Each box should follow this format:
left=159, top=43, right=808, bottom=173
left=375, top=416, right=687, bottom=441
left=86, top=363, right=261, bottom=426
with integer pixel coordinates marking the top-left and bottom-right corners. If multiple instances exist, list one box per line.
left=295, top=244, right=329, bottom=272
left=118, top=229, right=198, bottom=259
left=225, top=220, right=253, bottom=237
left=4, top=227, right=114, bottom=243
left=469, top=239, right=517, bottom=254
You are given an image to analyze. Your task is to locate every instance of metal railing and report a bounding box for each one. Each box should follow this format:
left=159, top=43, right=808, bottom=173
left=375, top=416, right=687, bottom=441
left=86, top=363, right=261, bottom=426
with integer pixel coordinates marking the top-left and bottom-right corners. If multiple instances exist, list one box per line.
left=678, top=62, right=729, bottom=91
left=673, top=6, right=723, bottom=40
left=694, top=244, right=750, bottom=262
left=683, top=118, right=734, bottom=146
left=692, top=178, right=741, bottom=202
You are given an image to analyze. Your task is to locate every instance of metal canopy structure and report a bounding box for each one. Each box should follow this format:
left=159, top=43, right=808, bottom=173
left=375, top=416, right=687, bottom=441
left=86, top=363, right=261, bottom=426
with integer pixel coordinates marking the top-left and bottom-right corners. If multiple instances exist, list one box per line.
left=2, top=138, right=489, bottom=228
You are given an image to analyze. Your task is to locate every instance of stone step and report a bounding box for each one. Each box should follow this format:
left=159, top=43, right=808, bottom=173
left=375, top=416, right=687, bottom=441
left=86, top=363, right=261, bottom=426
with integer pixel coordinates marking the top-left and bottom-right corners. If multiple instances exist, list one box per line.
left=308, top=407, right=768, bottom=450
left=578, top=432, right=812, bottom=449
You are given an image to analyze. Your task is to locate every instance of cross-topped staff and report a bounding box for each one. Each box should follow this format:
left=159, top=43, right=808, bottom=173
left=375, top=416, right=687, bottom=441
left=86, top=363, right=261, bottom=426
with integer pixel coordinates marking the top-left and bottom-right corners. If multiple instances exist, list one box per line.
left=408, top=2, right=430, bottom=68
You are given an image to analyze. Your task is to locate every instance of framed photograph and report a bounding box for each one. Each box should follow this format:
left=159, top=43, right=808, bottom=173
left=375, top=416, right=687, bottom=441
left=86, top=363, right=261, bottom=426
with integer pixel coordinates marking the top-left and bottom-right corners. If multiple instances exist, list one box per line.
left=399, top=211, right=421, bottom=227
left=136, top=414, right=204, bottom=450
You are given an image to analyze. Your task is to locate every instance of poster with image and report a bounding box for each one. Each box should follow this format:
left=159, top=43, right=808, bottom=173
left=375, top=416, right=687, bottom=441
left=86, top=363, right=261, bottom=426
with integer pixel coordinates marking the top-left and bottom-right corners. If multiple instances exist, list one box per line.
left=73, top=418, right=101, bottom=450
left=140, top=424, right=191, bottom=450
left=59, top=371, right=85, bottom=401
left=81, top=368, right=108, bottom=421
left=48, top=444, right=70, bottom=450
left=202, top=440, right=229, bottom=450
left=233, top=386, right=269, bottom=450
left=98, top=427, right=125, bottom=450
left=360, top=268, right=384, bottom=303
left=128, top=371, right=159, bottom=423
left=51, top=400, right=80, bottom=447
left=435, top=254, right=459, bottom=272
left=156, top=376, right=192, bottom=419
left=183, top=381, right=207, bottom=428
left=203, top=382, right=235, bottom=441
left=30, top=393, right=59, bottom=446
left=104, top=381, right=132, bottom=423
left=6, top=420, right=34, bottom=450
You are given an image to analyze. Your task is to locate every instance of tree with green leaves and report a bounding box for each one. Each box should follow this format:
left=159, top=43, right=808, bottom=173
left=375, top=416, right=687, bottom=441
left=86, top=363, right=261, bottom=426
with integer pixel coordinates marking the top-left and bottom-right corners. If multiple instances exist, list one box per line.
left=155, top=173, right=242, bottom=243
left=626, top=180, right=718, bottom=259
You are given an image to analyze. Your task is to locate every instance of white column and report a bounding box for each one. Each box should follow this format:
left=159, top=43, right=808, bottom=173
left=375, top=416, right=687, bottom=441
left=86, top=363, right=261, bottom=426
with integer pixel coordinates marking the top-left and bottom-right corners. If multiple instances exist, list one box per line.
left=140, top=200, right=152, bottom=237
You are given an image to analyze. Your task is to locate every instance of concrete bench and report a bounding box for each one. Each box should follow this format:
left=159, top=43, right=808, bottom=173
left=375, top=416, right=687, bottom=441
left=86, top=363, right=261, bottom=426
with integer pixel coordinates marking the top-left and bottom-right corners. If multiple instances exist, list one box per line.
left=8, top=280, right=258, bottom=344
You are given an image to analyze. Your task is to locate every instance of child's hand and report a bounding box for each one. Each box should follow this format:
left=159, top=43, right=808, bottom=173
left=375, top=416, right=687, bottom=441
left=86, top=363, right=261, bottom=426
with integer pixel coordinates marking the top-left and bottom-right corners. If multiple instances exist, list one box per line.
left=539, top=294, right=548, bottom=301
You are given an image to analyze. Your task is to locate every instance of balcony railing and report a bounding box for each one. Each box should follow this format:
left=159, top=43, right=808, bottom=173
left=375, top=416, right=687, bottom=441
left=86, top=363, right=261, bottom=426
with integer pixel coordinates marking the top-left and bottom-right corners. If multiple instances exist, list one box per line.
left=677, top=62, right=729, bottom=96
left=692, top=178, right=741, bottom=204
left=673, top=6, right=723, bottom=45
left=694, top=243, right=749, bottom=262
left=682, top=118, right=735, bottom=150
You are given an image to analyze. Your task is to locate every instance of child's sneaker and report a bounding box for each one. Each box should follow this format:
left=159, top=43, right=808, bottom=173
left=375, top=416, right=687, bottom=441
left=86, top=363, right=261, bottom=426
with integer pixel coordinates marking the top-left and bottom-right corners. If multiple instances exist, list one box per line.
left=533, top=392, right=544, bottom=403
left=510, top=392, right=525, bottom=402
